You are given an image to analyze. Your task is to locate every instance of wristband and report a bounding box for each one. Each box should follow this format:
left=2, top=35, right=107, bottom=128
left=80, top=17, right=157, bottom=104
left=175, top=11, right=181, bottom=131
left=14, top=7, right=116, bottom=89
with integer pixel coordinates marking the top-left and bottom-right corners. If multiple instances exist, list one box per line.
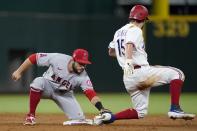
left=95, top=101, right=104, bottom=111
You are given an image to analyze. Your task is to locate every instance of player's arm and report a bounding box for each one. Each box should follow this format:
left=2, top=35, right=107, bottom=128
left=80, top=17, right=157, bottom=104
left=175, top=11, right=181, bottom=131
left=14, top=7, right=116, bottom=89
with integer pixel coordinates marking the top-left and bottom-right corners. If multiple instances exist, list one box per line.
left=124, top=43, right=134, bottom=76
left=108, top=41, right=116, bottom=57
left=108, top=48, right=116, bottom=57
left=84, top=89, right=111, bottom=113
left=125, top=42, right=133, bottom=59
left=12, top=54, right=37, bottom=81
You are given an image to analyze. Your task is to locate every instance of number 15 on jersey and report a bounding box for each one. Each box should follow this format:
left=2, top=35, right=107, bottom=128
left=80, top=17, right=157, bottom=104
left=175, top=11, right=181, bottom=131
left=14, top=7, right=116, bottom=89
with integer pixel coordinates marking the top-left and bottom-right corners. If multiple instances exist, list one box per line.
left=117, top=39, right=125, bottom=57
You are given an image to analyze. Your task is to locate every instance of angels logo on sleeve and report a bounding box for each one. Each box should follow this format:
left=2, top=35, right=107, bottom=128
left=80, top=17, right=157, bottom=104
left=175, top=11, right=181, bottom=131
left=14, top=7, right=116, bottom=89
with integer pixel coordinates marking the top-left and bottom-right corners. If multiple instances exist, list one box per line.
left=40, top=53, right=47, bottom=57
left=86, top=80, right=93, bottom=87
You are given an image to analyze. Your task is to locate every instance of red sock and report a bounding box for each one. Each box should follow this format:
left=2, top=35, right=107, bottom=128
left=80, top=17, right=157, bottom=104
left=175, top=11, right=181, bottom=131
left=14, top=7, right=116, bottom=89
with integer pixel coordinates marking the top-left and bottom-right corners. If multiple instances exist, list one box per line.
left=115, top=109, right=138, bottom=120
left=29, top=87, right=42, bottom=116
left=170, top=79, right=183, bottom=105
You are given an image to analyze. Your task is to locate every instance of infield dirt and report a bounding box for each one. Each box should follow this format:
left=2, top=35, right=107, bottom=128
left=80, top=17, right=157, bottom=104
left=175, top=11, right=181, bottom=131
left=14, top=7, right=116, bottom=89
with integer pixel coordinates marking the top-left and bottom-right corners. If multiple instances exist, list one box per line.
left=0, top=113, right=196, bottom=131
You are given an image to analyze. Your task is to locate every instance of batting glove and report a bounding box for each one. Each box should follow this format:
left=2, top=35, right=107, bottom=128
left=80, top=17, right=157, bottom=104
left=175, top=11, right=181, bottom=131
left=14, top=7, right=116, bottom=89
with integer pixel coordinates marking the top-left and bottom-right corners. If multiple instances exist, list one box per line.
left=124, top=59, right=134, bottom=76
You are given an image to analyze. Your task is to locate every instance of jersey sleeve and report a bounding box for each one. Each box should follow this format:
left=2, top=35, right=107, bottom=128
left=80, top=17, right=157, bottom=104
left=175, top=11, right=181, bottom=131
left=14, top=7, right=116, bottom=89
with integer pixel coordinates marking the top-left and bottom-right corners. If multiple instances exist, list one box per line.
left=108, top=31, right=118, bottom=49
left=108, top=41, right=115, bottom=49
left=125, top=28, right=142, bottom=46
left=36, top=53, right=57, bottom=67
left=80, top=75, right=94, bottom=91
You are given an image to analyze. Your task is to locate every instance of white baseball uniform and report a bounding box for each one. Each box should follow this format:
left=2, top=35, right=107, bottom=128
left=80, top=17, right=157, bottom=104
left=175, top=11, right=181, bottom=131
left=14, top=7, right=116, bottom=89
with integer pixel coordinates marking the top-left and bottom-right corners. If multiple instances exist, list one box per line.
left=108, top=23, right=185, bottom=118
left=30, top=53, right=93, bottom=120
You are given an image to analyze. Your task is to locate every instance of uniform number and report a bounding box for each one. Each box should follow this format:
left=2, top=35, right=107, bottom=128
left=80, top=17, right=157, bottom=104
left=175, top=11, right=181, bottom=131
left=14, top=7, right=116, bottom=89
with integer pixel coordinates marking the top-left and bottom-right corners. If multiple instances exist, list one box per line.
left=117, top=39, right=125, bottom=57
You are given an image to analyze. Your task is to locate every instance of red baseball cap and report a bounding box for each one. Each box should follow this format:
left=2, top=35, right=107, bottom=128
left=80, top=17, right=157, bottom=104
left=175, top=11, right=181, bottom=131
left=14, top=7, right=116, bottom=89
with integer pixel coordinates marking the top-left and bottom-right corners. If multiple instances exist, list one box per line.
left=72, top=49, right=92, bottom=64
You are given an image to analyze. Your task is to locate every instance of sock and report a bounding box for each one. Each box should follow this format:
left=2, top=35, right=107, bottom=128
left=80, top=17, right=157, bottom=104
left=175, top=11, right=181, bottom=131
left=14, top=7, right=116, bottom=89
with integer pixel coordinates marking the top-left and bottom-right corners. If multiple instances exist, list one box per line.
left=115, top=108, right=138, bottom=120
left=29, top=87, right=42, bottom=116
left=170, top=79, right=183, bottom=106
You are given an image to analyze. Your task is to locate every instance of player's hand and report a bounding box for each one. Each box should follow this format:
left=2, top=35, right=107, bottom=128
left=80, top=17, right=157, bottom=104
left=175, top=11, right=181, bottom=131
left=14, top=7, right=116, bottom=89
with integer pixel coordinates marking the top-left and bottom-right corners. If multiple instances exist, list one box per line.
left=123, top=59, right=134, bottom=76
left=12, top=70, right=22, bottom=81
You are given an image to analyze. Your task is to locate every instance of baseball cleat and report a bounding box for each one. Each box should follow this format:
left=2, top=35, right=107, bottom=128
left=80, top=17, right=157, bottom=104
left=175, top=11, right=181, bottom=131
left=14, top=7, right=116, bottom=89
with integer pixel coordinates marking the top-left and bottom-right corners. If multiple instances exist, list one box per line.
left=168, top=105, right=195, bottom=120
left=23, top=114, right=36, bottom=125
left=93, top=113, right=115, bottom=125
left=93, top=114, right=104, bottom=125
left=63, top=119, right=93, bottom=125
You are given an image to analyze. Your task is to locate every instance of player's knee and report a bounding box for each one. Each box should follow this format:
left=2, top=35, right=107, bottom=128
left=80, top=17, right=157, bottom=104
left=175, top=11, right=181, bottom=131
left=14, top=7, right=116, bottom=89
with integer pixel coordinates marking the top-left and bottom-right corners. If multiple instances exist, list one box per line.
left=30, top=77, right=45, bottom=90
left=170, top=68, right=185, bottom=81
left=137, top=110, right=148, bottom=119
left=180, top=70, right=185, bottom=81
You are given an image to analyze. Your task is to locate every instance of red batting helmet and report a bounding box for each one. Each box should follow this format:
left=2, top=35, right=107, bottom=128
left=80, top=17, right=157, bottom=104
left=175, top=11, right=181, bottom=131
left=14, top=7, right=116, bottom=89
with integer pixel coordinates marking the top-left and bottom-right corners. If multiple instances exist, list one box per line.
left=72, top=49, right=91, bottom=64
left=129, top=5, right=149, bottom=21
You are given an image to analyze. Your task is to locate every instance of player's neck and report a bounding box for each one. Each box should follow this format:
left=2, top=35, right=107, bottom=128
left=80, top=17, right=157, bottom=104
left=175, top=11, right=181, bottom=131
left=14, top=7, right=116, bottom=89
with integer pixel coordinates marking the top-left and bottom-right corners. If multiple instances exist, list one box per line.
left=130, top=22, right=144, bottom=29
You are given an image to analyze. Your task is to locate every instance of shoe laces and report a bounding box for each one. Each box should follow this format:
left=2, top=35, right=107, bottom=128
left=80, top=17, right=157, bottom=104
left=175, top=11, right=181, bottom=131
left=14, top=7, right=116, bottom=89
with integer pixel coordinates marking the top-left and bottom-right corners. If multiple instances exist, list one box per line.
left=171, top=105, right=183, bottom=112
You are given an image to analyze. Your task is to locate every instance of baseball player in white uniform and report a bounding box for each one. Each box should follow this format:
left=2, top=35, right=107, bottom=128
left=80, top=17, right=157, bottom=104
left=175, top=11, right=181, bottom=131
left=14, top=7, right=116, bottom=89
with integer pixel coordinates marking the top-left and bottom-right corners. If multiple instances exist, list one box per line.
left=95, top=5, right=195, bottom=124
left=12, top=48, right=111, bottom=125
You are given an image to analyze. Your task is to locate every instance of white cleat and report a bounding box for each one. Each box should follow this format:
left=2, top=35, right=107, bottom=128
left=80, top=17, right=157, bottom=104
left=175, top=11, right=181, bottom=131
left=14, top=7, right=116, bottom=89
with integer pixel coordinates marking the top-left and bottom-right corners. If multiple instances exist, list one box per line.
left=168, top=105, right=196, bottom=120
left=93, top=113, right=114, bottom=125
left=63, top=119, right=93, bottom=125
left=93, top=115, right=104, bottom=125
left=168, top=111, right=195, bottom=120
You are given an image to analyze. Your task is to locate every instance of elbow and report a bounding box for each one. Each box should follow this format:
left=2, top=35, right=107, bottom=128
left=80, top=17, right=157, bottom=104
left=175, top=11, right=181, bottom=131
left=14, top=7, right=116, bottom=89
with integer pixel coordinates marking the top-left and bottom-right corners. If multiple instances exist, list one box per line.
left=108, top=48, right=116, bottom=57
left=108, top=51, right=113, bottom=56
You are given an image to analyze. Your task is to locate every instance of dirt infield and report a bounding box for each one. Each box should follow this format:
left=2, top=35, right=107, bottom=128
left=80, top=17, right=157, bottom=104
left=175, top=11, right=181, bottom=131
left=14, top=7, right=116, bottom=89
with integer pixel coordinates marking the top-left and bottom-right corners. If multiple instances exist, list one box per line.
left=0, top=113, right=196, bottom=131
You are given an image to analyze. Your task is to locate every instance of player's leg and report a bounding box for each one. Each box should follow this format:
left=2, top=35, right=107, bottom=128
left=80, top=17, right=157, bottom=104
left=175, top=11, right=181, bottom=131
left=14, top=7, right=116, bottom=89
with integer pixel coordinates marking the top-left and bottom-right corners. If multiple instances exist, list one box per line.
left=94, top=89, right=150, bottom=125
left=120, top=71, right=151, bottom=119
left=114, top=89, right=150, bottom=120
left=95, top=72, right=151, bottom=124
left=24, top=77, right=48, bottom=125
left=148, top=66, right=195, bottom=120
left=114, top=89, right=150, bottom=119
left=142, top=66, right=184, bottom=106
left=52, top=91, right=93, bottom=125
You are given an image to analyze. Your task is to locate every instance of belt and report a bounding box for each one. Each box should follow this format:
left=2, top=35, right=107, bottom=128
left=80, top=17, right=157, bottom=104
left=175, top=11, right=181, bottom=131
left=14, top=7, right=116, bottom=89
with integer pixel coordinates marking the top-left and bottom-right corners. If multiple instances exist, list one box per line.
left=134, top=65, right=141, bottom=69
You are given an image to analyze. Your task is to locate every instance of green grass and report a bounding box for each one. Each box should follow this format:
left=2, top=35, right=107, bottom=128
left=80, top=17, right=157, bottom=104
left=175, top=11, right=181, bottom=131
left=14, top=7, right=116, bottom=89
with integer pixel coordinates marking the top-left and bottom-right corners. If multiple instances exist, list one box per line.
left=0, top=93, right=196, bottom=114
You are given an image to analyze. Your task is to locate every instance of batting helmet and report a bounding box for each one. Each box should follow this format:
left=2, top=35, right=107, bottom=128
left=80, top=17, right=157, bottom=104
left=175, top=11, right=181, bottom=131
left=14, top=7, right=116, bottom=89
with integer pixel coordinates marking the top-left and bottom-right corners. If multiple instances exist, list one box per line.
left=129, top=5, right=149, bottom=21
left=72, top=49, right=91, bottom=64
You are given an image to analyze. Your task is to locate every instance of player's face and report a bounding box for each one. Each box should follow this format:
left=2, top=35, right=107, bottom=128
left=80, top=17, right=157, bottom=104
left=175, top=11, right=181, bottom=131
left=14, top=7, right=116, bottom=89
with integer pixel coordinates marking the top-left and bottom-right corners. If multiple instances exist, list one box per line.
left=72, top=62, right=87, bottom=74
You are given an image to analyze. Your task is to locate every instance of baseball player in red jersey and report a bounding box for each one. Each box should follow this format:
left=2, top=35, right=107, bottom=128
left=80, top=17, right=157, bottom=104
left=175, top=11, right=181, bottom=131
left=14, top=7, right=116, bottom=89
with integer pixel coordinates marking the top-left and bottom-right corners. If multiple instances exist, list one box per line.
left=12, top=49, right=111, bottom=125
left=94, top=5, right=195, bottom=124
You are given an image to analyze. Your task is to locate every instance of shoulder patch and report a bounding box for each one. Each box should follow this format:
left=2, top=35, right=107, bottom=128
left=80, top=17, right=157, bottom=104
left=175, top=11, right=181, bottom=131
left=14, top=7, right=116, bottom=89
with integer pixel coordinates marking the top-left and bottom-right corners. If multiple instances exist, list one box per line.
left=86, top=80, right=93, bottom=87
left=40, top=53, right=47, bottom=57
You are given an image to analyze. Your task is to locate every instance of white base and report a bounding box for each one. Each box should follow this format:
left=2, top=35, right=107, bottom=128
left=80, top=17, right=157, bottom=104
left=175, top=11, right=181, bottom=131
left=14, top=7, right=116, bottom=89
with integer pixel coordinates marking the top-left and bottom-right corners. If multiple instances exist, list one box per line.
left=63, top=119, right=93, bottom=125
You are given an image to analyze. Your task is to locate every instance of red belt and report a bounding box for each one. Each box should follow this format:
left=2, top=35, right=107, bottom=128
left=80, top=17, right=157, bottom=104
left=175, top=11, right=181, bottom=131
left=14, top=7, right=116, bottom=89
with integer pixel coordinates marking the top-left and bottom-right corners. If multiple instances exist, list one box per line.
left=134, top=65, right=141, bottom=69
